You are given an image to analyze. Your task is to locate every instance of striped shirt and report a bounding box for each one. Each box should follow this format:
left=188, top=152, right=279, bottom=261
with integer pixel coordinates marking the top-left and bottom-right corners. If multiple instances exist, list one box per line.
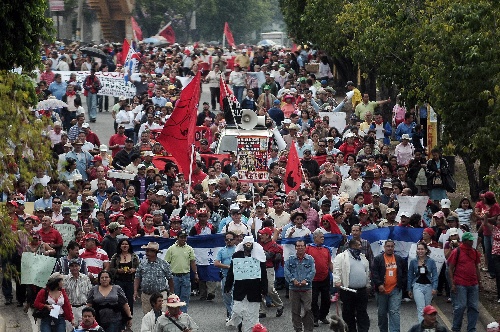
left=79, top=248, right=109, bottom=277
left=63, top=273, right=92, bottom=306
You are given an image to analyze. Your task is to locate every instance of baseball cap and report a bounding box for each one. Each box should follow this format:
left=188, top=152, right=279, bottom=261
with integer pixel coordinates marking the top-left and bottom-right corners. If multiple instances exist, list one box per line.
left=62, top=207, right=72, bottom=214
left=258, top=227, right=273, bottom=236
left=386, top=208, right=397, bottom=214
left=108, top=221, right=125, bottom=231
left=448, top=227, right=459, bottom=236
left=125, top=137, right=134, bottom=143
left=440, top=198, right=451, bottom=209
left=462, top=232, right=475, bottom=241
left=81, top=122, right=90, bottom=129
left=400, top=211, right=411, bottom=217
left=423, top=305, right=437, bottom=315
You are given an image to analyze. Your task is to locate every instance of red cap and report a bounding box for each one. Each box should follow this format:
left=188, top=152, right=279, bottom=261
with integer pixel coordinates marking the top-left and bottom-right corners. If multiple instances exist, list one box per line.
left=7, top=200, right=18, bottom=207
left=92, top=155, right=103, bottom=162
left=423, top=227, right=435, bottom=237
left=484, top=191, right=495, bottom=200
left=359, top=208, right=368, bottom=215
left=185, top=199, right=197, bottom=206
left=258, top=227, right=273, bottom=236
left=423, top=305, right=437, bottom=315
left=143, top=214, right=153, bottom=219
left=252, top=323, right=268, bottom=332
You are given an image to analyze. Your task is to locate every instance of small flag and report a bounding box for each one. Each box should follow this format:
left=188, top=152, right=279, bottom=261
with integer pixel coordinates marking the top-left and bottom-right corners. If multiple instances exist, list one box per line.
left=122, top=39, right=140, bottom=83
left=224, top=22, right=235, bottom=47
left=158, top=22, right=176, bottom=44
left=130, top=17, right=143, bottom=41
left=284, top=144, right=301, bottom=193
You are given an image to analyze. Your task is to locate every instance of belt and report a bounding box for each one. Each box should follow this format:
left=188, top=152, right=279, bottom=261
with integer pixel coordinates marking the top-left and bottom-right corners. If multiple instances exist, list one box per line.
left=72, top=304, right=86, bottom=308
left=172, top=273, right=189, bottom=276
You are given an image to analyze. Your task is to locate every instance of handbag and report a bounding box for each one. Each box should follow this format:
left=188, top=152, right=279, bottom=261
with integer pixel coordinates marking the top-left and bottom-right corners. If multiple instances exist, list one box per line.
left=32, top=289, right=50, bottom=319
left=432, top=174, right=443, bottom=187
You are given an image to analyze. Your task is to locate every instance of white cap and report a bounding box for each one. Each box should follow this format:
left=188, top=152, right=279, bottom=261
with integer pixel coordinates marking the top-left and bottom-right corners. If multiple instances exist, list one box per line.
left=440, top=198, right=451, bottom=209
left=283, top=119, right=291, bottom=124
left=448, top=227, right=459, bottom=236
left=142, top=150, right=154, bottom=157
left=81, top=122, right=90, bottom=129
left=400, top=211, right=411, bottom=217
left=230, top=203, right=240, bottom=211
left=156, top=190, right=168, bottom=197
left=99, top=144, right=108, bottom=152
left=119, top=96, right=127, bottom=101
left=401, top=133, right=410, bottom=140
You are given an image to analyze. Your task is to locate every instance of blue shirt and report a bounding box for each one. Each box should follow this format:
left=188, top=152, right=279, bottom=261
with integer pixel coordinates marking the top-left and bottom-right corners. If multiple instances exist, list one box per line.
left=152, top=96, right=167, bottom=107
left=395, top=121, right=416, bottom=141
left=49, top=81, right=68, bottom=100
left=216, top=245, right=236, bottom=277
left=34, top=197, right=53, bottom=211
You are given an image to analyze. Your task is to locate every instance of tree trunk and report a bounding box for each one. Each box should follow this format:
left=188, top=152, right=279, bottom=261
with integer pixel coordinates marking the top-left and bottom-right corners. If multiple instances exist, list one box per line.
left=333, top=56, right=354, bottom=91
left=461, top=154, right=480, bottom=201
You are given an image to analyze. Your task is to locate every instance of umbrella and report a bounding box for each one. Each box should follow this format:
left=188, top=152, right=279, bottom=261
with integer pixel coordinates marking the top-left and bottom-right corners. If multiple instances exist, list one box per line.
left=79, top=46, right=107, bottom=59
left=142, top=36, right=168, bottom=46
left=36, top=97, right=68, bottom=110
left=257, top=40, right=276, bottom=47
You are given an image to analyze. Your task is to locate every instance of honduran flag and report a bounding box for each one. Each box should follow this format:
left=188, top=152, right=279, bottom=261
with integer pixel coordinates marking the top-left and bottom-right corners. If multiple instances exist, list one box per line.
left=361, top=226, right=424, bottom=258
left=130, top=234, right=225, bottom=282
left=122, top=39, right=141, bottom=83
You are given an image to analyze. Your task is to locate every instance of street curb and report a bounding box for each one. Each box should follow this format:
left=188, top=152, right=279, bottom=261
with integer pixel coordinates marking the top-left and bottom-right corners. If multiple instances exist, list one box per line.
left=0, top=314, right=5, bottom=332
left=478, top=300, right=497, bottom=328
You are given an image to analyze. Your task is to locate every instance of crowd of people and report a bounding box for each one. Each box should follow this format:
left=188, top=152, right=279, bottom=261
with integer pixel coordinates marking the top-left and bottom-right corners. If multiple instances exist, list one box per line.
left=2, top=40, right=500, bottom=332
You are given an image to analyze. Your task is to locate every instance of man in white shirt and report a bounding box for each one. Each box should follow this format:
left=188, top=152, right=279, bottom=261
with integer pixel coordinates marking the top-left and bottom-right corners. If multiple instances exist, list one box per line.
left=115, top=103, right=134, bottom=139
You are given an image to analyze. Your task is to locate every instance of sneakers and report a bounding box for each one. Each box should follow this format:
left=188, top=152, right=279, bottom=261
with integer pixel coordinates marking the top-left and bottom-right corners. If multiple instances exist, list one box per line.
left=402, top=297, right=412, bottom=303
left=314, top=320, right=319, bottom=327
left=276, top=307, right=284, bottom=317
left=447, top=298, right=452, bottom=303
left=207, top=293, right=215, bottom=301
left=259, top=313, right=266, bottom=318
left=320, top=318, right=330, bottom=324
left=5, top=298, right=12, bottom=305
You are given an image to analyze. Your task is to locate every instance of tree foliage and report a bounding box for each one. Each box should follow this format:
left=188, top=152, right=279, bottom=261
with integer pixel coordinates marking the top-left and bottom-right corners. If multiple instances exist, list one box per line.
left=135, top=0, right=274, bottom=43
left=280, top=0, right=500, bottom=198
left=0, top=0, right=53, bottom=71
left=0, top=2, right=54, bottom=260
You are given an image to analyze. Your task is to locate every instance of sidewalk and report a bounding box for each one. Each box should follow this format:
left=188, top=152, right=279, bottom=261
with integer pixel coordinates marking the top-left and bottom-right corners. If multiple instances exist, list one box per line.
left=0, top=281, right=36, bottom=332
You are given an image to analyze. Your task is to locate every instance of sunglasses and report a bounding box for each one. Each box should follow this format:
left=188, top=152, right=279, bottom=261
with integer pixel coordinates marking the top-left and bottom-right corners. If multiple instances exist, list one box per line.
left=53, top=201, right=62, bottom=204
left=225, top=238, right=234, bottom=242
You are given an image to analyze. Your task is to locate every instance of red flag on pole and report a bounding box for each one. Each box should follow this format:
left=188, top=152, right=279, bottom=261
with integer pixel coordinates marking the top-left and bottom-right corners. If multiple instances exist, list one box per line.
left=224, top=22, right=235, bottom=47
left=157, top=72, right=201, bottom=175
left=284, top=144, right=302, bottom=193
left=130, top=17, right=143, bottom=41
left=158, top=22, right=176, bottom=44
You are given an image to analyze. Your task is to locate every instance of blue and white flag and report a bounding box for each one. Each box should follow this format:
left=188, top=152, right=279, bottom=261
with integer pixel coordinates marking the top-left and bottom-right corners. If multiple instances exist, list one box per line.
left=361, top=226, right=424, bottom=258
left=130, top=234, right=225, bottom=282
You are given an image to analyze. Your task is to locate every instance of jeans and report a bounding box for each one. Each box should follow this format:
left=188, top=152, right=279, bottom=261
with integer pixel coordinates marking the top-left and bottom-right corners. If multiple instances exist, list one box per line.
left=40, top=316, right=66, bottom=332
left=260, top=268, right=283, bottom=314
left=493, top=255, right=500, bottom=300
left=412, top=283, right=433, bottom=322
left=221, top=276, right=233, bottom=317
left=100, top=321, right=122, bottom=332
left=115, top=280, right=134, bottom=315
left=484, top=236, right=495, bottom=277
left=233, top=86, right=245, bottom=103
left=451, top=284, right=479, bottom=332
left=311, top=276, right=331, bottom=321
left=173, top=273, right=191, bottom=313
left=339, top=287, right=370, bottom=332
left=290, top=290, right=314, bottom=332
left=87, top=93, right=98, bottom=120
left=375, top=288, right=402, bottom=332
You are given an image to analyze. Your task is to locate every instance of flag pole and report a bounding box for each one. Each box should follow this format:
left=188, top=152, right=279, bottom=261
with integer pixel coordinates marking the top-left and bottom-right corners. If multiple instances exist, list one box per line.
left=222, top=33, right=225, bottom=49
left=188, top=144, right=194, bottom=197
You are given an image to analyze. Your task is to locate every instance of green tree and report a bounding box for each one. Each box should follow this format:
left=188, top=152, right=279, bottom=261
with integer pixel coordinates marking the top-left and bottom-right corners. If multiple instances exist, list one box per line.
left=0, top=0, right=54, bottom=274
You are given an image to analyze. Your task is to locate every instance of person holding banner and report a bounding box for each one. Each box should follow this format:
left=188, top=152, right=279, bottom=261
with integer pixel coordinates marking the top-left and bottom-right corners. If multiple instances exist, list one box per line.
left=408, top=242, right=439, bottom=322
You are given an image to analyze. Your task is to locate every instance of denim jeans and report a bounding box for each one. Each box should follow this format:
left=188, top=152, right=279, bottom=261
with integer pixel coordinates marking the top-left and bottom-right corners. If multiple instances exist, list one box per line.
left=40, top=316, right=66, bottom=332
left=233, top=86, right=244, bottom=103
left=100, top=321, right=122, bottom=332
left=484, top=236, right=495, bottom=277
left=221, top=276, right=233, bottom=317
left=451, top=284, right=479, bottom=332
left=87, top=93, right=98, bottom=120
left=493, top=255, right=500, bottom=300
left=375, top=288, right=402, bottom=332
left=412, top=283, right=433, bottom=322
left=173, top=274, right=191, bottom=313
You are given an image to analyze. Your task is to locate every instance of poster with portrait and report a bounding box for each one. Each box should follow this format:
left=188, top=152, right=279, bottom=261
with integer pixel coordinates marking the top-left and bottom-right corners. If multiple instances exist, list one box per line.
left=236, top=136, right=269, bottom=183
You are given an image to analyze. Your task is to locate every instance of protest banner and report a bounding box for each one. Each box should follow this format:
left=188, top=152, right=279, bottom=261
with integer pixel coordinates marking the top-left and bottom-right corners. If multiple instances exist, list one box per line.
left=54, top=224, right=76, bottom=256
left=319, top=111, right=346, bottom=131
left=236, top=136, right=269, bottom=182
left=232, top=257, right=262, bottom=280
left=21, top=252, right=57, bottom=287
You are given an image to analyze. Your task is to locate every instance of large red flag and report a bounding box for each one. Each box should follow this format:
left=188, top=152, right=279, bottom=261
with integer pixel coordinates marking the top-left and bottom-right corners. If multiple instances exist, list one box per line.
left=157, top=72, right=201, bottom=174
left=158, top=22, right=176, bottom=44
left=284, top=144, right=302, bottom=193
left=224, top=22, right=235, bottom=47
left=130, top=17, right=143, bottom=41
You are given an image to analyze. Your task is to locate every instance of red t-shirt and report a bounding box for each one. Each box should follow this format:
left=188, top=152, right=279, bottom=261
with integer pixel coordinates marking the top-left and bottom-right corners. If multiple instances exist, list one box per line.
left=447, top=244, right=481, bottom=286
left=124, top=215, right=141, bottom=237
left=305, top=245, right=331, bottom=281
left=108, top=134, right=127, bottom=157
left=38, top=227, right=63, bottom=247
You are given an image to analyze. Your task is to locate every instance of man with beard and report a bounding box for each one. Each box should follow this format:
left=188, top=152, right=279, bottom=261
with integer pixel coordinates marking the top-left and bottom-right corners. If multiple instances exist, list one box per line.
left=225, top=236, right=267, bottom=332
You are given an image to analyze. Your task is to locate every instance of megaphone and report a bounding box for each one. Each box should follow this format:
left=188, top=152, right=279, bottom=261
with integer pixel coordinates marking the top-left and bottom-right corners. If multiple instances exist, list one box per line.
left=240, top=109, right=266, bottom=130
left=272, top=127, right=287, bottom=151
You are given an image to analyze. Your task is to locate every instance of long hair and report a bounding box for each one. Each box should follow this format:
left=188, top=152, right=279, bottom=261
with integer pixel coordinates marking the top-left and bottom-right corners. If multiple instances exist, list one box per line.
left=116, top=238, right=133, bottom=255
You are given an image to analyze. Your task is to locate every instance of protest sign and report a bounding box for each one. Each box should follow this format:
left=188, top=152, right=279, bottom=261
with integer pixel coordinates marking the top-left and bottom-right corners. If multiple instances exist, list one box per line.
left=232, top=257, right=261, bottom=280
left=21, top=252, right=57, bottom=287
left=54, top=224, right=76, bottom=256
left=237, top=136, right=269, bottom=182
left=396, top=196, right=429, bottom=221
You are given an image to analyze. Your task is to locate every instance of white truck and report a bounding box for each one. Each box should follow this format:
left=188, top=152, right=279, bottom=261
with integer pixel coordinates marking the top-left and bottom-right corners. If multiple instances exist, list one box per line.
left=260, top=31, right=286, bottom=47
